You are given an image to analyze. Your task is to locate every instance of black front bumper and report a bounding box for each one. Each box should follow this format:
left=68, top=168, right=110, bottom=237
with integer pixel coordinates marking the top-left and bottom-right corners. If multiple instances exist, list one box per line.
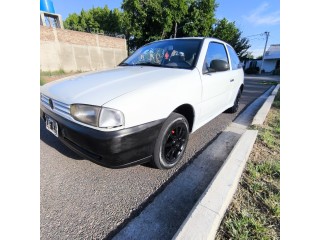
left=41, top=106, right=164, bottom=168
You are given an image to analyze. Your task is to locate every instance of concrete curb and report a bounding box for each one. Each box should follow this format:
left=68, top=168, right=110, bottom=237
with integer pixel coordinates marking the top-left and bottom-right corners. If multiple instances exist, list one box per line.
left=173, top=130, right=258, bottom=240
left=252, top=84, right=280, bottom=125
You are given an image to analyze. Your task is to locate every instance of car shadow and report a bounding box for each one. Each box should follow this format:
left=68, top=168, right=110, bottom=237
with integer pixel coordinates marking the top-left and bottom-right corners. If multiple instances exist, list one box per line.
left=40, top=118, right=83, bottom=160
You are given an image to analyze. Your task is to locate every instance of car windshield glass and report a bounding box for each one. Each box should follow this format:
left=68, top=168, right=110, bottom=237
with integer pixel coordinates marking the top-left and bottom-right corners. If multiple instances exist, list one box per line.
left=119, top=39, right=202, bottom=69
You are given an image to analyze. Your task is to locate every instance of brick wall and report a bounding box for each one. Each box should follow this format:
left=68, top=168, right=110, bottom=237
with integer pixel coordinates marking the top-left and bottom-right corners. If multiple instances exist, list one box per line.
left=40, top=26, right=127, bottom=72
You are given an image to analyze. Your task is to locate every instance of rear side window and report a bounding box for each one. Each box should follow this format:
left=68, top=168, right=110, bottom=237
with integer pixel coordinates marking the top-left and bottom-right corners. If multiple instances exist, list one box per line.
left=227, top=45, right=241, bottom=70
left=203, top=42, right=229, bottom=73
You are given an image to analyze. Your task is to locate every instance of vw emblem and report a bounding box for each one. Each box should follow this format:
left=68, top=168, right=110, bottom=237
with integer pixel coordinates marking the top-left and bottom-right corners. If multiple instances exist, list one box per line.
left=49, top=99, right=54, bottom=110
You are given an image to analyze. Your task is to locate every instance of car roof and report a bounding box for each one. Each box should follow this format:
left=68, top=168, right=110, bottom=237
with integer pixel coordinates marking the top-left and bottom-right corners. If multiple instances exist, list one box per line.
left=155, top=37, right=226, bottom=44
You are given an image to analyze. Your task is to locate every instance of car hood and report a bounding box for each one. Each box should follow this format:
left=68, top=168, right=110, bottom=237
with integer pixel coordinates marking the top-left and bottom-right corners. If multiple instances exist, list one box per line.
left=41, top=66, right=191, bottom=106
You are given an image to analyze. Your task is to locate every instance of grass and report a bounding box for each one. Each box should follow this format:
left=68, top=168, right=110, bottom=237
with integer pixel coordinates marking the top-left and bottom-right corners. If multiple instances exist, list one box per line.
left=40, top=69, right=83, bottom=85
left=216, top=90, right=280, bottom=240
left=40, top=76, right=45, bottom=86
left=40, top=69, right=66, bottom=77
left=258, top=80, right=279, bottom=85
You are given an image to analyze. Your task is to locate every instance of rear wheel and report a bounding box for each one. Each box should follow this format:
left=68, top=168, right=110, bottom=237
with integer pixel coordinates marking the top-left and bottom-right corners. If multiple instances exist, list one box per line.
left=152, top=113, right=189, bottom=169
left=227, top=89, right=241, bottom=113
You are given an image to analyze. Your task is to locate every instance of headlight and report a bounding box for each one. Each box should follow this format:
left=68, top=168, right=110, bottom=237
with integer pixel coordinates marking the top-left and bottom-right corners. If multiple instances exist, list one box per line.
left=70, top=104, right=124, bottom=128
left=99, top=107, right=125, bottom=128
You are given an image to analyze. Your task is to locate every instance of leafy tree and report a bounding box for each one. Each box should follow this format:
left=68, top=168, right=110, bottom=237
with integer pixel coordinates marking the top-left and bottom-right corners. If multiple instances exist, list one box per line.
left=212, top=18, right=250, bottom=59
left=164, top=0, right=189, bottom=38
left=64, top=13, right=85, bottom=31
left=122, top=0, right=190, bottom=50
left=87, top=6, right=109, bottom=33
left=180, top=0, right=218, bottom=37
left=243, top=52, right=254, bottom=59
left=122, top=0, right=218, bottom=51
left=121, top=0, right=147, bottom=50
left=64, top=6, right=124, bottom=35
left=107, top=8, right=124, bottom=34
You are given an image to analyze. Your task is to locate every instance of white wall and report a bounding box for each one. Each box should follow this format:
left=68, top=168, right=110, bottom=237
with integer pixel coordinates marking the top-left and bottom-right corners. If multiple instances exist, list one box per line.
left=40, top=26, right=127, bottom=72
left=262, top=60, right=277, bottom=72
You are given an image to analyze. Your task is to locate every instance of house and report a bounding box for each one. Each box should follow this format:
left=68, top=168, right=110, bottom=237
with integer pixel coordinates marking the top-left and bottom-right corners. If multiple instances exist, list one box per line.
left=243, top=44, right=280, bottom=74
left=261, top=44, right=280, bottom=72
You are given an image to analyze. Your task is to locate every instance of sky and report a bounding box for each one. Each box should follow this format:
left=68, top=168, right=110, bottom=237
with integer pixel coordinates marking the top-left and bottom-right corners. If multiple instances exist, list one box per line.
left=52, top=0, right=280, bottom=58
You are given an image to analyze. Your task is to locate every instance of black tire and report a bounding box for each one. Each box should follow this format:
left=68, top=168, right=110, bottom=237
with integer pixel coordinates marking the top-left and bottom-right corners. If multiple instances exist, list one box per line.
left=152, top=113, right=189, bottom=170
left=227, top=89, right=241, bottom=113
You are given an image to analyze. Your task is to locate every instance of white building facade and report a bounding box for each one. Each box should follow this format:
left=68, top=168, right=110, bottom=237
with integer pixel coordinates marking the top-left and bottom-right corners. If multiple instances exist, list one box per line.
left=243, top=44, right=280, bottom=73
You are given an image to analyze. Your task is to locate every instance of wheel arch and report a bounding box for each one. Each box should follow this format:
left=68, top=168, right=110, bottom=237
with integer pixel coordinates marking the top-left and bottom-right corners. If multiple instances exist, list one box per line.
left=172, top=104, right=195, bottom=132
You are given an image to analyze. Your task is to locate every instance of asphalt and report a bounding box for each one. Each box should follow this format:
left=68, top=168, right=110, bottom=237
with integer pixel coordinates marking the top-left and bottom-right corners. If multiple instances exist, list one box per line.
left=244, top=74, right=280, bottom=82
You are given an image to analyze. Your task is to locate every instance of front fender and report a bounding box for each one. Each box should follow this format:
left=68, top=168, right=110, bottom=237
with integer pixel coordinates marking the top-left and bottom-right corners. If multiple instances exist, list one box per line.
left=103, top=69, right=202, bottom=128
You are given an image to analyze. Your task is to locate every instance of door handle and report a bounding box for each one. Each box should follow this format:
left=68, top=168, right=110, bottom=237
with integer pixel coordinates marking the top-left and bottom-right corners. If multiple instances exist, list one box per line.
left=230, top=79, right=234, bottom=82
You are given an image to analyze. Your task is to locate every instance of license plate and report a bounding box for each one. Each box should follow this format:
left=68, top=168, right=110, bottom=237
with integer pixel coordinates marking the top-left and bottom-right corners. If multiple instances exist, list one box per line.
left=46, top=116, right=59, bottom=137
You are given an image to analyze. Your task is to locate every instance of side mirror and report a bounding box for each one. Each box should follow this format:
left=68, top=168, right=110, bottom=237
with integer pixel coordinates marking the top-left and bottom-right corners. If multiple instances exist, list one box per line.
left=209, top=59, right=229, bottom=72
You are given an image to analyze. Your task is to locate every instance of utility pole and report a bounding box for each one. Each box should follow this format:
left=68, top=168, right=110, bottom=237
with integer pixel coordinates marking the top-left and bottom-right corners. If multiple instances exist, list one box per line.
left=259, top=31, right=270, bottom=74
left=173, top=22, right=193, bottom=38
left=174, top=22, right=178, bottom=38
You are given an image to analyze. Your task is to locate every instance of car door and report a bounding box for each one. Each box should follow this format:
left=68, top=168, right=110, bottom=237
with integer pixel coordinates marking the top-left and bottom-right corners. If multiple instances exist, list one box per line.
left=199, top=41, right=233, bottom=123
left=226, top=44, right=243, bottom=104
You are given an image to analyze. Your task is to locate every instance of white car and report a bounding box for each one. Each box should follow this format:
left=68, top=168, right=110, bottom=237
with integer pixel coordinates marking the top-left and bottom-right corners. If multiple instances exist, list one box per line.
left=40, top=37, right=244, bottom=169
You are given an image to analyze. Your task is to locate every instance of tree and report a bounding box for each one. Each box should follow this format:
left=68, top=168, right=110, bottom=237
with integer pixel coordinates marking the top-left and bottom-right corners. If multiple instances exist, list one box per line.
left=64, top=13, right=85, bottom=31
left=64, top=6, right=124, bottom=35
left=212, top=18, right=250, bottom=59
left=243, top=52, right=254, bottom=59
left=122, top=0, right=191, bottom=50
left=180, top=0, right=218, bottom=37
left=122, top=0, right=218, bottom=51
left=107, top=8, right=124, bottom=34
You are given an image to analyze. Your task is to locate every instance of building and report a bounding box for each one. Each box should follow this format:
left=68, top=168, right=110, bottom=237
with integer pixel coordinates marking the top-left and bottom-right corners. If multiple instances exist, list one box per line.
left=40, top=0, right=64, bottom=29
left=262, top=44, right=280, bottom=73
left=243, top=44, right=280, bottom=74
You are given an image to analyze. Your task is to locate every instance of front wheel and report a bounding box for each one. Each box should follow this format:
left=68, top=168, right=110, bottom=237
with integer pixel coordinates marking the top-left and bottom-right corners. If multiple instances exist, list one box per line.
left=152, top=113, right=189, bottom=170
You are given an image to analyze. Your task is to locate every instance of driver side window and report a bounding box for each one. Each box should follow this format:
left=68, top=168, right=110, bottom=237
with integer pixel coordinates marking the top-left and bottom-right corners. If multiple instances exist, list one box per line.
left=203, top=42, right=229, bottom=73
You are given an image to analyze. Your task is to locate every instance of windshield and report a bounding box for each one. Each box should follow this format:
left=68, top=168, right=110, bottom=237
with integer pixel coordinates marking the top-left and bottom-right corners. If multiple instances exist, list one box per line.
left=120, top=39, right=202, bottom=69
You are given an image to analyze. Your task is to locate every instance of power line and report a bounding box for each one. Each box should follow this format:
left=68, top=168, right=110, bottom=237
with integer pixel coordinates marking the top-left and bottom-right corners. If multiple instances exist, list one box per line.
left=245, top=32, right=265, bottom=38
left=248, top=37, right=266, bottom=41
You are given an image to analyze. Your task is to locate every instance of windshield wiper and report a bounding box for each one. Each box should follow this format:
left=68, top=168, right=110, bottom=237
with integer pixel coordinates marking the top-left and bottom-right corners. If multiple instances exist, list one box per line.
left=119, top=62, right=133, bottom=66
left=134, top=62, right=162, bottom=67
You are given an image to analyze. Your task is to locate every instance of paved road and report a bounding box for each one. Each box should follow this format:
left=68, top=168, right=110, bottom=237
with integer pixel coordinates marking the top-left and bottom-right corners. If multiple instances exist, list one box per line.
left=40, top=78, right=272, bottom=239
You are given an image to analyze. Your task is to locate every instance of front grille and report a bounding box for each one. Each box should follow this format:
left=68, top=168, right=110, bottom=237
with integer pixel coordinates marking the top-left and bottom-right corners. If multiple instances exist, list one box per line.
left=41, top=94, right=71, bottom=119
left=52, top=100, right=70, bottom=115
